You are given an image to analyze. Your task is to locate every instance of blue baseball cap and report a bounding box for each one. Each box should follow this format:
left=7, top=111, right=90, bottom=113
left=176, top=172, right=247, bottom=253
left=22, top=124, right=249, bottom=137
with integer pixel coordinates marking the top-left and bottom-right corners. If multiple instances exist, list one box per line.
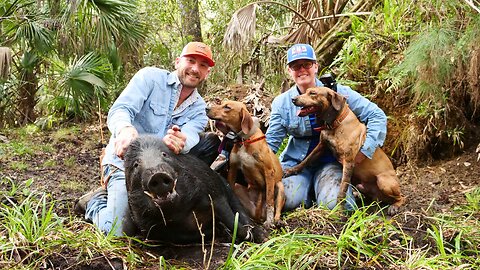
left=286, top=44, right=316, bottom=65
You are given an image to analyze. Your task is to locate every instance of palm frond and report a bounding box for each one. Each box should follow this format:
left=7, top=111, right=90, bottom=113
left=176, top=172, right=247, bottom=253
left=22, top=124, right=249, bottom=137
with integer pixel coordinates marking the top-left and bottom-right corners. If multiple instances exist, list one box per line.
left=1, top=0, right=53, bottom=51
left=51, top=52, right=112, bottom=119
left=223, top=3, right=257, bottom=52
left=281, top=0, right=350, bottom=44
left=60, top=0, right=145, bottom=54
left=15, top=19, right=53, bottom=52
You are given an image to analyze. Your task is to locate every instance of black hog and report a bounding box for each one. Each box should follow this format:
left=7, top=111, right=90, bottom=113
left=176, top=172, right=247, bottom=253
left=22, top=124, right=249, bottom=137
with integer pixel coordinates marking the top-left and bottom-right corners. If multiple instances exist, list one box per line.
left=124, top=135, right=267, bottom=244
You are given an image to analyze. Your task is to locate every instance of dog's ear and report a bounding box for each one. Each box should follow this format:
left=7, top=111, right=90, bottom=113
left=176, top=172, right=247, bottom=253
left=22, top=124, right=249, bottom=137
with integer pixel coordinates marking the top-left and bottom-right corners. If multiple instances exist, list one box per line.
left=330, top=91, right=346, bottom=111
left=241, top=107, right=254, bottom=135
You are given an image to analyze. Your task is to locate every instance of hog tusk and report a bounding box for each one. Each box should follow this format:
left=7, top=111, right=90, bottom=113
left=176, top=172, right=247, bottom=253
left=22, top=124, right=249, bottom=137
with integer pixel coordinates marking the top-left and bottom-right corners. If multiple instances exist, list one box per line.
left=172, top=179, right=178, bottom=195
left=144, top=191, right=155, bottom=199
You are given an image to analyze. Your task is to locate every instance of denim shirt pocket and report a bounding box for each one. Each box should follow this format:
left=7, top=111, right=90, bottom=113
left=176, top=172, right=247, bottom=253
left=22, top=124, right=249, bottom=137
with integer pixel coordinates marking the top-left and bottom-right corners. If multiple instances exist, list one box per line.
left=282, top=109, right=303, bottom=137
left=139, top=101, right=167, bottom=133
left=171, top=114, right=191, bottom=127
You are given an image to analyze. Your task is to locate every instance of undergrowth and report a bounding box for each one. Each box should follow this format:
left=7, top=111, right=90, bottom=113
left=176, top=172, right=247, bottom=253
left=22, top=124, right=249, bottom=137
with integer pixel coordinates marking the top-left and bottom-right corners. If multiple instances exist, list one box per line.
left=1, top=175, right=479, bottom=269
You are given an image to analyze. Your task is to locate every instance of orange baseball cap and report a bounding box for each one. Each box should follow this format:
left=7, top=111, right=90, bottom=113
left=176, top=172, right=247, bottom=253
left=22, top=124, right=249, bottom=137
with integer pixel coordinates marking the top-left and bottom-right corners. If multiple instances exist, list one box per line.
left=180, top=42, right=215, bottom=67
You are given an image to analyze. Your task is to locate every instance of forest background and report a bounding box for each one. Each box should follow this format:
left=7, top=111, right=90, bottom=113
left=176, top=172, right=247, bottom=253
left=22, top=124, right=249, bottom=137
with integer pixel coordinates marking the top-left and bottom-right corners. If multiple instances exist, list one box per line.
left=1, top=0, right=480, bottom=269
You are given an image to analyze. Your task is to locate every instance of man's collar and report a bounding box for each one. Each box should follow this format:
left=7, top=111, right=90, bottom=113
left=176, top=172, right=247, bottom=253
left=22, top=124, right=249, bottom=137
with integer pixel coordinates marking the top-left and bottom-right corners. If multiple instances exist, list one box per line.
left=168, top=71, right=180, bottom=86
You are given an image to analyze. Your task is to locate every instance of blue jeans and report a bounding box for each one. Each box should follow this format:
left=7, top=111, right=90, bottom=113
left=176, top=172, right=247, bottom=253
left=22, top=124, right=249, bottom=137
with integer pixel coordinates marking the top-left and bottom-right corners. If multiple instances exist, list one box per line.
left=282, top=162, right=357, bottom=211
left=85, top=165, right=129, bottom=236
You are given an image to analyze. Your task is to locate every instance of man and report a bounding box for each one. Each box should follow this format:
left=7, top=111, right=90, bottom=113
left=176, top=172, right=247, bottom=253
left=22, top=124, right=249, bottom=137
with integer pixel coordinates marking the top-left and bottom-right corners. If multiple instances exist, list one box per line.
left=75, top=42, right=220, bottom=236
left=265, top=43, right=388, bottom=211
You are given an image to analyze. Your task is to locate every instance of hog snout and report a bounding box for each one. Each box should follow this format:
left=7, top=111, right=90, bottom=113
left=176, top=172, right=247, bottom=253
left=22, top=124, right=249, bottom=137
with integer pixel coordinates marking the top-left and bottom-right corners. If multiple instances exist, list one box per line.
left=147, top=172, right=175, bottom=196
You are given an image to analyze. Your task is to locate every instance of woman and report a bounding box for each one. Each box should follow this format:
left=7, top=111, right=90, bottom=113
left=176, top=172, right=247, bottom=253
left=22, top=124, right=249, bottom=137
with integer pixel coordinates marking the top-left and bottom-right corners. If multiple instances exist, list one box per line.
left=265, top=43, right=387, bottom=211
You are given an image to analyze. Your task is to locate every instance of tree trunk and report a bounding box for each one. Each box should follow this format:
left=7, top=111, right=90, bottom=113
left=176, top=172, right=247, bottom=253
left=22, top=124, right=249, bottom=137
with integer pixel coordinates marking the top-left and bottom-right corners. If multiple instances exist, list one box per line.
left=18, top=69, right=38, bottom=125
left=177, top=0, right=203, bottom=41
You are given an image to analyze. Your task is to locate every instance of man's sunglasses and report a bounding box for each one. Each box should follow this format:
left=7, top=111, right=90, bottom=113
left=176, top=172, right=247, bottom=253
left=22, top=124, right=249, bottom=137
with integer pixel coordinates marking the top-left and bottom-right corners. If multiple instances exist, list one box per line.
left=289, top=61, right=315, bottom=71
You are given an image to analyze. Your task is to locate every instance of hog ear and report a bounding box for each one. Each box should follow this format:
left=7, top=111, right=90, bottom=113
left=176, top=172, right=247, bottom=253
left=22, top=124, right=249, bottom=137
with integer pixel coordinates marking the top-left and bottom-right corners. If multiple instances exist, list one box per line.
left=241, top=107, right=254, bottom=134
left=330, top=91, right=346, bottom=111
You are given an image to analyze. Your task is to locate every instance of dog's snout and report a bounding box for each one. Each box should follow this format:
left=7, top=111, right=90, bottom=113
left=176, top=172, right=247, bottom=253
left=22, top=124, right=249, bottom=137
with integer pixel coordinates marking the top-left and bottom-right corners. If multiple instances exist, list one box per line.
left=205, top=107, right=210, bottom=113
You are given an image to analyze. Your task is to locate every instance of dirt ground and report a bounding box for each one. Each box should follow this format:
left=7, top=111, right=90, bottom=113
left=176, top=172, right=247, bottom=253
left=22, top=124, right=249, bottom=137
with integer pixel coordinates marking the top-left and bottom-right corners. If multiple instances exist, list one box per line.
left=1, top=85, right=480, bottom=269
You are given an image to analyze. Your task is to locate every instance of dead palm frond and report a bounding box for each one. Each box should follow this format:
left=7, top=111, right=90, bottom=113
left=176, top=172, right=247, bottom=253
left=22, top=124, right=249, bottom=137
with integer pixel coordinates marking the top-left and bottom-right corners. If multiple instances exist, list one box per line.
left=223, top=0, right=376, bottom=65
left=223, top=3, right=257, bottom=52
left=223, top=1, right=323, bottom=53
left=280, top=0, right=350, bottom=45
left=0, top=47, right=12, bottom=80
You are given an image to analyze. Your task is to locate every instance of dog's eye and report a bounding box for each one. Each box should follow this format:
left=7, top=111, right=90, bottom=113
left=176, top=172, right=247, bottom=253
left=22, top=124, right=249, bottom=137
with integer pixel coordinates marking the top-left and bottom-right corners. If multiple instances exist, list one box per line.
left=223, top=105, right=231, bottom=111
left=309, top=92, right=317, bottom=96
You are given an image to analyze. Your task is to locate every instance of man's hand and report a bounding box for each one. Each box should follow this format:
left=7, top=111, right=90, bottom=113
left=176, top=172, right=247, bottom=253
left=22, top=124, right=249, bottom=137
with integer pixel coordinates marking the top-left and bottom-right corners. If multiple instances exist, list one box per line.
left=355, top=151, right=367, bottom=165
left=163, top=125, right=187, bottom=154
left=114, top=126, right=138, bottom=159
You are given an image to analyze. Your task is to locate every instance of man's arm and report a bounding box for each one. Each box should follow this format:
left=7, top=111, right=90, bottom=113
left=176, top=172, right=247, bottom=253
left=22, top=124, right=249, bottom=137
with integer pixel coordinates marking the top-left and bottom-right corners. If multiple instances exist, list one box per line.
left=107, top=68, right=153, bottom=159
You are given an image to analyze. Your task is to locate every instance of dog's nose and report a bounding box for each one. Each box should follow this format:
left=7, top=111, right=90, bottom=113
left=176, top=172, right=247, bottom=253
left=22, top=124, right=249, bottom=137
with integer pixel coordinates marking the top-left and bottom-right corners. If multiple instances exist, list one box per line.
left=205, top=107, right=210, bottom=113
left=291, top=97, right=297, bottom=104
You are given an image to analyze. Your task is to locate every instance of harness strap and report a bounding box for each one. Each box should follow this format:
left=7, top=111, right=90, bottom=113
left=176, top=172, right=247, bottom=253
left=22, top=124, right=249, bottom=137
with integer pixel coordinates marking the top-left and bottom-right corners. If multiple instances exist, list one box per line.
left=236, top=135, right=266, bottom=146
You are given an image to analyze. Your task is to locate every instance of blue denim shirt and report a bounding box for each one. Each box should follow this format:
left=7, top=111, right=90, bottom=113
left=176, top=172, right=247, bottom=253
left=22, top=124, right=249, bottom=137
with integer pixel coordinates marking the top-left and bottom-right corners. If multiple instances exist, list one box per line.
left=265, top=79, right=387, bottom=168
left=102, top=67, right=208, bottom=170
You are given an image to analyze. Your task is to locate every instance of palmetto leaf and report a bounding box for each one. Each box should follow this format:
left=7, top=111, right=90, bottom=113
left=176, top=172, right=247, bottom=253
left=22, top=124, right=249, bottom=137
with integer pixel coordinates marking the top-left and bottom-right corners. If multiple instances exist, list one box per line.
left=1, top=0, right=53, bottom=51
left=51, top=52, right=111, bottom=118
left=61, top=0, right=145, bottom=54
left=15, top=19, right=53, bottom=51
left=72, top=73, right=106, bottom=88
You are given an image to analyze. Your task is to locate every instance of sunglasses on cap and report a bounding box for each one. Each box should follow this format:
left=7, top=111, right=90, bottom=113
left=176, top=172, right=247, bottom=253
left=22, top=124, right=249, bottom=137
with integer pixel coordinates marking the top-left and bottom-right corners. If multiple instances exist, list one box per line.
left=289, top=61, right=315, bottom=71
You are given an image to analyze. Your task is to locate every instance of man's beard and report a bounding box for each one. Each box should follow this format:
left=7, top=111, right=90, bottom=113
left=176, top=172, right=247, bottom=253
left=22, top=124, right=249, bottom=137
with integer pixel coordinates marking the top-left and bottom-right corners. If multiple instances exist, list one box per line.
left=178, top=70, right=204, bottom=89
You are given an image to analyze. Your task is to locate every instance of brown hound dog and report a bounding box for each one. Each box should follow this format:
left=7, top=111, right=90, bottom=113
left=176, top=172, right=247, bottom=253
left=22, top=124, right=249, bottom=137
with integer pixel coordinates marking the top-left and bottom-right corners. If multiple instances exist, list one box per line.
left=206, top=100, right=285, bottom=228
left=284, top=87, right=405, bottom=215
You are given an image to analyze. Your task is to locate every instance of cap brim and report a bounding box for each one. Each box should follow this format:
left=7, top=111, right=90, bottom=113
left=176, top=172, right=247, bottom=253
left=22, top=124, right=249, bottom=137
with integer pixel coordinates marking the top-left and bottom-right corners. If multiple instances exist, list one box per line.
left=287, top=57, right=316, bottom=65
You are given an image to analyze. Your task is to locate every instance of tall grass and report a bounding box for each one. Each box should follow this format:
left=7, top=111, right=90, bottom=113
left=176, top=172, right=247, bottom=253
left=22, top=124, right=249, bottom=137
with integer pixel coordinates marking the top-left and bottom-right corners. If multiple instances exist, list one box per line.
left=1, top=176, right=480, bottom=268
left=223, top=198, right=480, bottom=269
left=0, top=177, right=142, bottom=269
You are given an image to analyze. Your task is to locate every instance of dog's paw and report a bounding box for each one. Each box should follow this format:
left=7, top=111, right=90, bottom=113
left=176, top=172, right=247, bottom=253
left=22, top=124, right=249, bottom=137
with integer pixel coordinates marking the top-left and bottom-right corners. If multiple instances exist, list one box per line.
left=250, top=225, right=269, bottom=243
left=387, top=205, right=401, bottom=216
left=274, top=219, right=287, bottom=229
